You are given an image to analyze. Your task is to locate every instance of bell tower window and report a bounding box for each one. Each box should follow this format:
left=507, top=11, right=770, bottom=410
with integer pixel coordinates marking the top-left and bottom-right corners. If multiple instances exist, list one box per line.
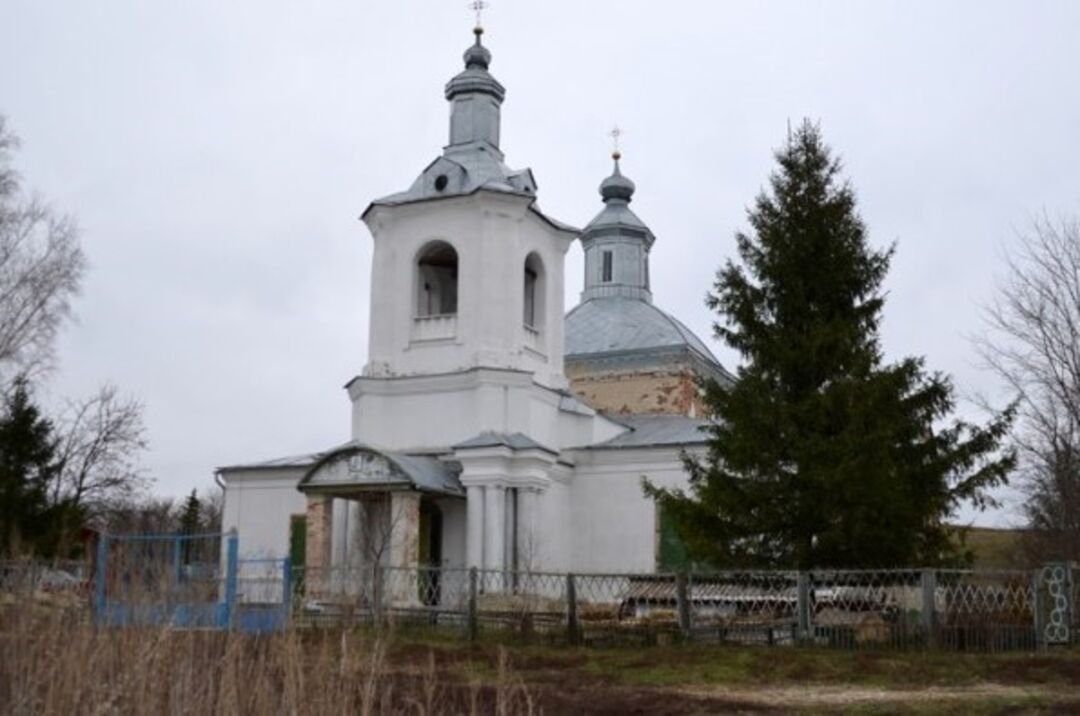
left=523, top=252, right=545, bottom=329
left=416, top=241, right=458, bottom=317
left=523, top=253, right=545, bottom=352
left=601, top=250, right=613, bottom=283
left=524, top=268, right=537, bottom=327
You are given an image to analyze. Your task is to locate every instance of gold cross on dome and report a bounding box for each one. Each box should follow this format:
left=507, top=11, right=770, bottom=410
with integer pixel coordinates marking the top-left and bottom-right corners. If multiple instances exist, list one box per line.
left=469, top=1, right=489, bottom=29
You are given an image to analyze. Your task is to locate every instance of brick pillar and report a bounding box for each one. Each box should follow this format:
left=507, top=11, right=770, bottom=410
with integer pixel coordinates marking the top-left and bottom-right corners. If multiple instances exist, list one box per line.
left=389, top=492, right=421, bottom=568
left=387, top=492, right=421, bottom=607
left=305, top=495, right=332, bottom=595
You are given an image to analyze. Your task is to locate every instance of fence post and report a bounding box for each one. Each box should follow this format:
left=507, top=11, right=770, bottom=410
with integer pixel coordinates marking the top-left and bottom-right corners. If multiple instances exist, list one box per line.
left=94, top=533, right=109, bottom=625
left=173, top=536, right=183, bottom=588
left=467, top=567, right=478, bottom=641
left=224, top=530, right=239, bottom=629
left=796, top=571, right=811, bottom=643
left=1065, top=563, right=1076, bottom=644
left=566, top=573, right=581, bottom=646
left=281, top=558, right=293, bottom=628
left=676, top=572, right=692, bottom=640
left=921, top=569, right=937, bottom=648
left=1033, top=569, right=1046, bottom=651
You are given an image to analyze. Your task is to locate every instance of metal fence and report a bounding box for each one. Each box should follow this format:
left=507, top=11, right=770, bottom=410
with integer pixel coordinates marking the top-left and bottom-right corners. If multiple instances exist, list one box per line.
left=279, top=562, right=1077, bottom=651
left=5, top=550, right=1076, bottom=650
left=94, top=532, right=233, bottom=629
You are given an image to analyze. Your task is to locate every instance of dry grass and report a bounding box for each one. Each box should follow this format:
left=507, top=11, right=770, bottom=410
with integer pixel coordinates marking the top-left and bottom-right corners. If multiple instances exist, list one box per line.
left=0, top=596, right=536, bottom=715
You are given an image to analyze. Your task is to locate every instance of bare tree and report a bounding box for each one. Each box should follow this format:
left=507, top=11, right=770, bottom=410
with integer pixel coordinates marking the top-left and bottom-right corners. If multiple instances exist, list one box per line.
left=52, top=384, right=149, bottom=520
left=99, top=496, right=178, bottom=535
left=200, top=486, right=224, bottom=533
left=347, top=494, right=413, bottom=609
left=0, top=117, right=86, bottom=379
left=977, top=214, right=1080, bottom=562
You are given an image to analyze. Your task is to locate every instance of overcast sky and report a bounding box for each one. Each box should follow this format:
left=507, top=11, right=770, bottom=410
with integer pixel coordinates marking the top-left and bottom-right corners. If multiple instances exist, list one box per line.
left=3, top=1, right=1078, bottom=526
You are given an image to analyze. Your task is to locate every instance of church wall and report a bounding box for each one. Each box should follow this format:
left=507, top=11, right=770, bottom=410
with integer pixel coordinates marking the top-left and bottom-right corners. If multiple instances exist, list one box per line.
left=565, top=447, right=699, bottom=573
left=435, top=496, right=467, bottom=569
left=350, top=369, right=577, bottom=451
left=363, top=194, right=572, bottom=390
left=532, top=478, right=572, bottom=571
left=220, top=468, right=307, bottom=560
left=566, top=365, right=704, bottom=417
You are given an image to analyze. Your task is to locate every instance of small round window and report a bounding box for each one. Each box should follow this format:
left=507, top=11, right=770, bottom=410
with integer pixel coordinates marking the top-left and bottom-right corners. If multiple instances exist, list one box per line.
left=434, top=174, right=449, bottom=192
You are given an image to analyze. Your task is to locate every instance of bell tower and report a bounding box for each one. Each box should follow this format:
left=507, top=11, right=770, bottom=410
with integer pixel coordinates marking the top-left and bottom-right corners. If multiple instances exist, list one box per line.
left=359, top=26, right=577, bottom=393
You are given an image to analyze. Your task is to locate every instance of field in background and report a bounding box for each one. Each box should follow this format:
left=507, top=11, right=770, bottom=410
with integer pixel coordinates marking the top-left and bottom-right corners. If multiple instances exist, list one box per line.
left=964, top=527, right=1029, bottom=570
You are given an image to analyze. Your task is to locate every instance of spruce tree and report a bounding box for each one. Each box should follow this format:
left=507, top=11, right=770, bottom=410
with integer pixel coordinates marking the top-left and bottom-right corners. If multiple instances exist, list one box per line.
left=0, top=378, right=58, bottom=555
left=178, top=489, right=202, bottom=564
left=647, top=121, right=1015, bottom=569
left=178, top=489, right=202, bottom=536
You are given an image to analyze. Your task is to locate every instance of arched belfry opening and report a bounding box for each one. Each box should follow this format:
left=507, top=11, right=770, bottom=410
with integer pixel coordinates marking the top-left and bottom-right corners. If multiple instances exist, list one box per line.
left=416, top=241, right=459, bottom=317
left=523, top=252, right=544, bottom=331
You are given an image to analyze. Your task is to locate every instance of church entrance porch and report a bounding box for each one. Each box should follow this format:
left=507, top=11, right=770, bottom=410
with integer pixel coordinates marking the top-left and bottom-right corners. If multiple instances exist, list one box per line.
left=296, top=444, right=465, bottom=609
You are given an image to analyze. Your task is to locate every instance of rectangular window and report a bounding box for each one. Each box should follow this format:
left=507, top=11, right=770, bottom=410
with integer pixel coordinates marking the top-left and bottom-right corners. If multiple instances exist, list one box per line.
left=601, top=251, right=613, bottom=283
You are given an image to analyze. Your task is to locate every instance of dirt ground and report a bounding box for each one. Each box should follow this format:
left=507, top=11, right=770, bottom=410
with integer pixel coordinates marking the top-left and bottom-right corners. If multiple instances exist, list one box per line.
left=385, top=636, right=1080, bottom=714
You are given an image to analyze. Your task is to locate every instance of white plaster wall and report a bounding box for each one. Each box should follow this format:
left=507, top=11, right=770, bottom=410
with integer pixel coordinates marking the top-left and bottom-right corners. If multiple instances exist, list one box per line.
left=362, top=192, right=574, bottom=389
left=220, top=469, right=307, bottom=560
left=532, top=478, right=571, bottom=571
left=435, top=497, right=467, bottom=569
left=564, top=447, right=698, bottom=573
left=350, top=368, right=614, bottom=451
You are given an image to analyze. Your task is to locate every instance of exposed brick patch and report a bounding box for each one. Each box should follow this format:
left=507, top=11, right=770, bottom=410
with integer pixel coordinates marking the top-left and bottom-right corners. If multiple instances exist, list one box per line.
left=567, top=367, right=707, bottom=416
left=305, top=496, right=332, bottom=593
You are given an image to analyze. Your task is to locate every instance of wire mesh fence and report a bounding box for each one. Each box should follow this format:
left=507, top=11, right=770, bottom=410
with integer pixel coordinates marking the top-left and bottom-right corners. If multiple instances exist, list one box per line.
left=269, top=563, right=1077, bottom=651
left=6, top=546, right=1075, bottom=650
left=0, top=559, right=91, bottom=596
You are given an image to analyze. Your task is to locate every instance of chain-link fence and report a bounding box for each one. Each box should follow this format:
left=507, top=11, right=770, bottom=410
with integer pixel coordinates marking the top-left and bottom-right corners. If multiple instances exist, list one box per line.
left=270, top=563, right=1077, bottom=651
left=0, top=559, right=91, bottom=595
left=8, top=545, right=1071, bottom=649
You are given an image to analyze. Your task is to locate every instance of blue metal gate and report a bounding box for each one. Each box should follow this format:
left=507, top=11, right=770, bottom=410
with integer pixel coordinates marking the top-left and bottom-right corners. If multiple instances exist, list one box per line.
left=94, top=530, right=291, bottom=633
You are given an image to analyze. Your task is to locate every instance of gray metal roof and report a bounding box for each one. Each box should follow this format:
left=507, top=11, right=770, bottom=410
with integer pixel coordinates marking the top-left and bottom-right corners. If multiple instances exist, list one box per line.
left=378, top=452, right=464, bottom=495
left=453, top=431, right=557, bottom=455
left=297, top=442, right=464, bottom=497
left=588, top=414, right=713, bottom=449
left=216, top=442, right=354, bottom=472
left=220, top=442, right=464, bottom=497
left=361, top=28, right=576, bottom=237
left=565, top=297, right=720, bottom=365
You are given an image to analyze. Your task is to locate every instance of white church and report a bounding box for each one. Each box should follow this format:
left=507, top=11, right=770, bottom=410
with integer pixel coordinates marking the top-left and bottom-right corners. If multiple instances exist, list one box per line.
left=218, top=25, right=732, bottom=580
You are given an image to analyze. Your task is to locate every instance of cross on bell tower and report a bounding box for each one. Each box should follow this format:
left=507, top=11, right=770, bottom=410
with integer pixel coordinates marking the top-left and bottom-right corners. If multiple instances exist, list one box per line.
left=609, top=125, right=623, bottom=160
left=469, top=0, right=489, bottom=31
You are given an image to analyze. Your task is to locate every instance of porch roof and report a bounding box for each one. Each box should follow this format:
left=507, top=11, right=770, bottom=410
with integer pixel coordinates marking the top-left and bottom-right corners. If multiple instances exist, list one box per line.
left=294, top=442, right=464, bottom=498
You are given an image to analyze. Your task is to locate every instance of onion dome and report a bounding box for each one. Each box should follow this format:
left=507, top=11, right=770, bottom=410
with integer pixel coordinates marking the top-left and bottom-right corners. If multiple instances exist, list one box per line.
left=599, top=154, right=636, bottom=203
left=463, top=28, right=492, bottom=69
left=445, top=28, right=505, bottom=102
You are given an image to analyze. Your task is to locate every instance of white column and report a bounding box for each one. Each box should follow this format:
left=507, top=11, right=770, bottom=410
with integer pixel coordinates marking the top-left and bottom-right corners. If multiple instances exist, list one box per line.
left=517, top=488, right=538, bottom=571
left=504, top=488, right=516, bottom=571
left=346, top=500, right=363, bottom=569
left=465, top=485, right=484, bottom=568
left=483, top=484, right=505, bottom=573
